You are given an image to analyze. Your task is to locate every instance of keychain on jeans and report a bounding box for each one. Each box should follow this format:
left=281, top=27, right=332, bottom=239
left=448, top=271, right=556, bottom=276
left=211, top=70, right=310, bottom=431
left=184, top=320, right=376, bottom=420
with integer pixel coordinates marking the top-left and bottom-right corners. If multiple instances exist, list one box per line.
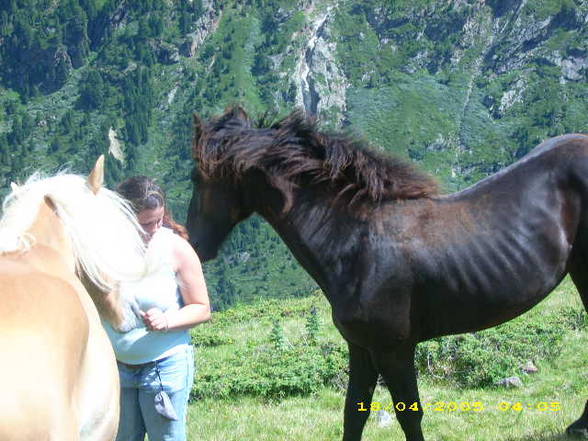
left=153, top=360, right=179, bottom=421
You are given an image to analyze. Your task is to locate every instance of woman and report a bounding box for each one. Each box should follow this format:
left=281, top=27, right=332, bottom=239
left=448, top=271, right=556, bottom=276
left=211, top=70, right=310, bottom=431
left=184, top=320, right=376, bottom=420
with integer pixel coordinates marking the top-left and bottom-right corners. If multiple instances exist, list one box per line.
left=105, top=176, right=211, bottom=441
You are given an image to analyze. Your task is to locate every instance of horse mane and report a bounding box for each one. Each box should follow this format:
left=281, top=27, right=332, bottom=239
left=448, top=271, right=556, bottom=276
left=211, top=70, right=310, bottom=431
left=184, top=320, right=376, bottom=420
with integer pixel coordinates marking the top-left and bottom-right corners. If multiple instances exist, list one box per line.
left=0, top=173, right=146, bottom=291
left=194, top=107, right=439, bottom=211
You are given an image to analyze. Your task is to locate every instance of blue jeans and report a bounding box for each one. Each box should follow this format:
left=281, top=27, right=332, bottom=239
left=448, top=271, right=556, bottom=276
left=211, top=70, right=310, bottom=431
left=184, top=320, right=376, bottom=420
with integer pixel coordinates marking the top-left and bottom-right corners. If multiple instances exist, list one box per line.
left=116, top=346, right=195, bottom=441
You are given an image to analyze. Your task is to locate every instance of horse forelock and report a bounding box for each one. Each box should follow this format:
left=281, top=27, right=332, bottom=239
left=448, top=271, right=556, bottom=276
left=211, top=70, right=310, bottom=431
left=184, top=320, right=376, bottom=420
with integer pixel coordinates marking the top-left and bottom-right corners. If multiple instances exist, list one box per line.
left=194, top=109, right=439, bottom=210
left=193, top=106, right=252, bottom=169
left=0, top=173, right=146, bottom=291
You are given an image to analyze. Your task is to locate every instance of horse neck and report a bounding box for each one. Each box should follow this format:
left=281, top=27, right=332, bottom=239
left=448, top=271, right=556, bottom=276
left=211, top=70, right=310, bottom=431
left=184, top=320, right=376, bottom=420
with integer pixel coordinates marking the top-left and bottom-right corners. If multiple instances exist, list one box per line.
left=255, top=184, right=365, bottom=294
left=27, top=201, right=111, bottom=326
left=26, top=200, right=76, bottom=277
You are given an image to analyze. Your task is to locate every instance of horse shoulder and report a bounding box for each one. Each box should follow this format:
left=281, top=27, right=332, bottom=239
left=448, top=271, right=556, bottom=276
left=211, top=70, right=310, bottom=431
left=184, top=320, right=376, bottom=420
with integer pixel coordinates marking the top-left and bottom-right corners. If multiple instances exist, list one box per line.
left=50, top=261, right=120, bottom=441
left=0, top=263, right=89, bottom=345
left=0, top=263, right=90, bottom=423
left=329, top=228, right=415, bottom=346
left=0, top=255, right=118, bottom=439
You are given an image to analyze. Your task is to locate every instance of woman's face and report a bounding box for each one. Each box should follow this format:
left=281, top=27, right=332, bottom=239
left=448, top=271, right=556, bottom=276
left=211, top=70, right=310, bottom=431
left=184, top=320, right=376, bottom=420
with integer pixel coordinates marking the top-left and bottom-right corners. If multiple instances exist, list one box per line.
left=137, top=206, right=164, bottom=241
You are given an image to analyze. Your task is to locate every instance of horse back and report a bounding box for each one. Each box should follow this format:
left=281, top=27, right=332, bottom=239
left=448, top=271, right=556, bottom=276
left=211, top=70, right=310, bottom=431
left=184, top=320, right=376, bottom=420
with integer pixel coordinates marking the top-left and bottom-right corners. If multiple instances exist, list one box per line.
left=350, top=135, right=588, bottom=343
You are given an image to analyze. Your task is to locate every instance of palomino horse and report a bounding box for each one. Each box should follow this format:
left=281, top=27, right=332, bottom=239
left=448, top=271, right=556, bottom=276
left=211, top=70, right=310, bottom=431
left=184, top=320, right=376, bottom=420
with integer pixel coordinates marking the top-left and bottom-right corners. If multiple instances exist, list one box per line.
left=0, top=157, right=145, bottom=440
left=186, top=107, right=588, bottom=441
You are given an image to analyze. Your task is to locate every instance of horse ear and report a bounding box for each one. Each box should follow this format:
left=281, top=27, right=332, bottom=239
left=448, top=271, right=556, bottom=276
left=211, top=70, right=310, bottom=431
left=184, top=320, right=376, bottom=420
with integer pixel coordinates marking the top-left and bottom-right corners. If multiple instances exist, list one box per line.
left=87, top=155, right=105, bottom=195
left=192, top=113, right=204, bottom=159
left=10, top=182, right=19, bottom=192
left=28, top=196, right=59, bottom=237
left=27, top=196, right=72, bottom=256
left=231, top=105, right=249, bottom=122
left=43, top=195, right=58, bottom=212
left=193, top=113, right=203, bottom=141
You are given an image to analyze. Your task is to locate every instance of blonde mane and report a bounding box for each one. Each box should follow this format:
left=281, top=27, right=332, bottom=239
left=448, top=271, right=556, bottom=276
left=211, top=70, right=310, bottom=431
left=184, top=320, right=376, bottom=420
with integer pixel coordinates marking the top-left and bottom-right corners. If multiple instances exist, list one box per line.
left=0, top=172, right=146, bottom=292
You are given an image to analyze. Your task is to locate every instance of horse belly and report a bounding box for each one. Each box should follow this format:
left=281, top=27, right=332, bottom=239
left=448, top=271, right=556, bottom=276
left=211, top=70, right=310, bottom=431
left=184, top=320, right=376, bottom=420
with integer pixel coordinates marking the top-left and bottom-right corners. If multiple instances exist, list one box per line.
left=417, top=212, right=574, bottom=336
left=416, top=260, right=566, bottom=339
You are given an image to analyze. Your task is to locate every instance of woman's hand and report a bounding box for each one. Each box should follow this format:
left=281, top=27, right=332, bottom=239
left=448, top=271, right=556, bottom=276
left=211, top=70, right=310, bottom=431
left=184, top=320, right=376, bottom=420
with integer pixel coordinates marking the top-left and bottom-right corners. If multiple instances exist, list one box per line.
left=140, top=308, right=169, bottom=332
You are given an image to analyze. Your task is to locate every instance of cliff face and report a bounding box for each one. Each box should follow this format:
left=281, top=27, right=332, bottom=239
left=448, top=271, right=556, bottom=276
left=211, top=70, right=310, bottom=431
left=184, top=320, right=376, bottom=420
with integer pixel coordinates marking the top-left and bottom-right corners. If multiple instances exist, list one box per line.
left=330, top=0, right=587, bottom=185
left=290, top=3, right=347, bottom=123
left=2, top=1, right=585, bottom=176
left=0, top=0, right=586, bottom=305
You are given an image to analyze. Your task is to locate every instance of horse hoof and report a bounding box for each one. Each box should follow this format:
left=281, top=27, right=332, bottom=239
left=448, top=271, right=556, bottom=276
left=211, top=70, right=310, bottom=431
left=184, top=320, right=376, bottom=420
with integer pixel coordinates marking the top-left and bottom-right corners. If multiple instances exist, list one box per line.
left=566, top=424, right=588, bottom=439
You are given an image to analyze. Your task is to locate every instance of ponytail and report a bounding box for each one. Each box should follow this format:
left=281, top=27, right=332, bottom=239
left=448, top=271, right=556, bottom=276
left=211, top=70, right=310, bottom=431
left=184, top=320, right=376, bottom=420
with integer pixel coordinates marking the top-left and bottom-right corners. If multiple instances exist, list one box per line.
left=163, top=211, right=189, bottom=240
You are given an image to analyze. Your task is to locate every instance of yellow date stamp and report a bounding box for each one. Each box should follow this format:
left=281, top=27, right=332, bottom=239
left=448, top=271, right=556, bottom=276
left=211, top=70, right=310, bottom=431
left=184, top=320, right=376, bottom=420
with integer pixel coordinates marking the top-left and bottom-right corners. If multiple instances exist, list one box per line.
left=357, top=401, right=562, bottom=412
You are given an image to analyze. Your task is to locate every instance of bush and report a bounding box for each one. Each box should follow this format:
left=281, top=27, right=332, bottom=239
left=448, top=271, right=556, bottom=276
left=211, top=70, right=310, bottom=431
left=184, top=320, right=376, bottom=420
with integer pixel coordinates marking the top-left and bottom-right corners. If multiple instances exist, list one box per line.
left=191, top=342, right=347, bottom=400
left=560, top=305, right=587, bottom=331
left=192, top=325, right=234, bottom=347
left=415, top=312, right=564, bottom=387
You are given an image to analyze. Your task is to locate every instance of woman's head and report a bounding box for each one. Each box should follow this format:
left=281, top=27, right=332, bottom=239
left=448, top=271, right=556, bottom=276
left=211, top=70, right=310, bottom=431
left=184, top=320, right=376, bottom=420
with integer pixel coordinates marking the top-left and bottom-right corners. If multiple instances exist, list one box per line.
left=117, top=176, right=165, bottom=211
left=117, top=176, right=187, bottom=241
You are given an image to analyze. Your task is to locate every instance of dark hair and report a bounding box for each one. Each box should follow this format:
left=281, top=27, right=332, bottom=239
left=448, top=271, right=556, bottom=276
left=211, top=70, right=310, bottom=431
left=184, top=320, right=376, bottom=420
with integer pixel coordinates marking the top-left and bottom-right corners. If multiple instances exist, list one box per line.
left=117, top=176, right=188, bottom=240
left=193, top=107, right=439, bottom=214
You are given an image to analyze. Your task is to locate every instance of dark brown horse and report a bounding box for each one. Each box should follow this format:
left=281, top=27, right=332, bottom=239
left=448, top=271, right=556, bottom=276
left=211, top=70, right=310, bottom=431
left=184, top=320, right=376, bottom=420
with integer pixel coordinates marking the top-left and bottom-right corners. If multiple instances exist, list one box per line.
left=186, top=106, right=588, bottom=441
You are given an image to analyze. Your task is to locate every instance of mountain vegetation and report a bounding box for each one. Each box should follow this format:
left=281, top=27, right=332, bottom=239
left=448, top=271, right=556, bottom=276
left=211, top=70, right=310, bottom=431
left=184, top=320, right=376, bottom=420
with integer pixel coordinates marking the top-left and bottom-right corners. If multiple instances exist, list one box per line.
left=1, top=0, right=587, bottom=308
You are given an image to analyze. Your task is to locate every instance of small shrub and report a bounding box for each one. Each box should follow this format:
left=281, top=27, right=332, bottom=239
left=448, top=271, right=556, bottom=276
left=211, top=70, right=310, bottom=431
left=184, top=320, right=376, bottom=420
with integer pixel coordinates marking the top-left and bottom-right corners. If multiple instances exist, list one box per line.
left=415, top=313, right=564, bottom=387
left=191, top=325, right=234, bottom=347
left=560, top=305, right=587, bottom=331
left=191, top=342, right=347, bottom=400
left=270, top=319, right=287, bottom=351
left=305, top=306, right=320, bottom=345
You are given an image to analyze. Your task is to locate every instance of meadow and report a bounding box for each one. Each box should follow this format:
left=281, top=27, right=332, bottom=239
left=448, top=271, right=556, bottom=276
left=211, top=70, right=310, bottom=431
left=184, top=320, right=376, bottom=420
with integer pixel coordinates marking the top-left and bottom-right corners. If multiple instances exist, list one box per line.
left=186, top=278, right=587, bottom=440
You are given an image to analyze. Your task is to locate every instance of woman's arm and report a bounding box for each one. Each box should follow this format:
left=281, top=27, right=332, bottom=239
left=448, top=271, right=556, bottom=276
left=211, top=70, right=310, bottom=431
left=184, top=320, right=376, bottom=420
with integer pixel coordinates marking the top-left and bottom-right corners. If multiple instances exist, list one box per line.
left=142, top=235, right=211, bottom=332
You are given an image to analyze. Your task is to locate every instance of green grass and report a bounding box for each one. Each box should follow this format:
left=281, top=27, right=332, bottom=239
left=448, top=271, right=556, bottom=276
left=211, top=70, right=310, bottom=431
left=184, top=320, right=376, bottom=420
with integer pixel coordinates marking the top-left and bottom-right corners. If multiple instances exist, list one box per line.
left=186, top=278, right=586, bottom=440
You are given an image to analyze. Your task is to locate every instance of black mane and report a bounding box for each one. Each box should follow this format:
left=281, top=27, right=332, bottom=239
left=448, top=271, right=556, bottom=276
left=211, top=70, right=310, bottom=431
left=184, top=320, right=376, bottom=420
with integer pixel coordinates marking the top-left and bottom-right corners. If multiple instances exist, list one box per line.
left=193, top=107, right=439, bottom=210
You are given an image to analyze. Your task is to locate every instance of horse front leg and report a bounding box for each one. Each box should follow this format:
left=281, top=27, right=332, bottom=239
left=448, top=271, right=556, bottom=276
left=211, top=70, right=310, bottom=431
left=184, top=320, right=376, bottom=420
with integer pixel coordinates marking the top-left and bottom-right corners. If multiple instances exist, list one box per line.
left=343, top=342, right=378, bottom=441
left=371, top=343, right=424, bottom=441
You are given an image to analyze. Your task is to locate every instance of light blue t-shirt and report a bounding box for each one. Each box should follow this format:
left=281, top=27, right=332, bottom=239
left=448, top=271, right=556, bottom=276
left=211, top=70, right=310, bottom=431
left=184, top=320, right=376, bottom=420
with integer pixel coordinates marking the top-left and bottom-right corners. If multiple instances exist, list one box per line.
left=105, top=227, right=190, bottom=364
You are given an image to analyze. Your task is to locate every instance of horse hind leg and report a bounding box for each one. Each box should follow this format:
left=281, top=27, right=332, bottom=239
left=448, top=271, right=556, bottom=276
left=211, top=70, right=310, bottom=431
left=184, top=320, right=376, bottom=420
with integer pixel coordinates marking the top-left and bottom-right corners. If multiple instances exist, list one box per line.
left=566, top=252, right=588, bottom=437
left=567, top=402, right=588, bottom=438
